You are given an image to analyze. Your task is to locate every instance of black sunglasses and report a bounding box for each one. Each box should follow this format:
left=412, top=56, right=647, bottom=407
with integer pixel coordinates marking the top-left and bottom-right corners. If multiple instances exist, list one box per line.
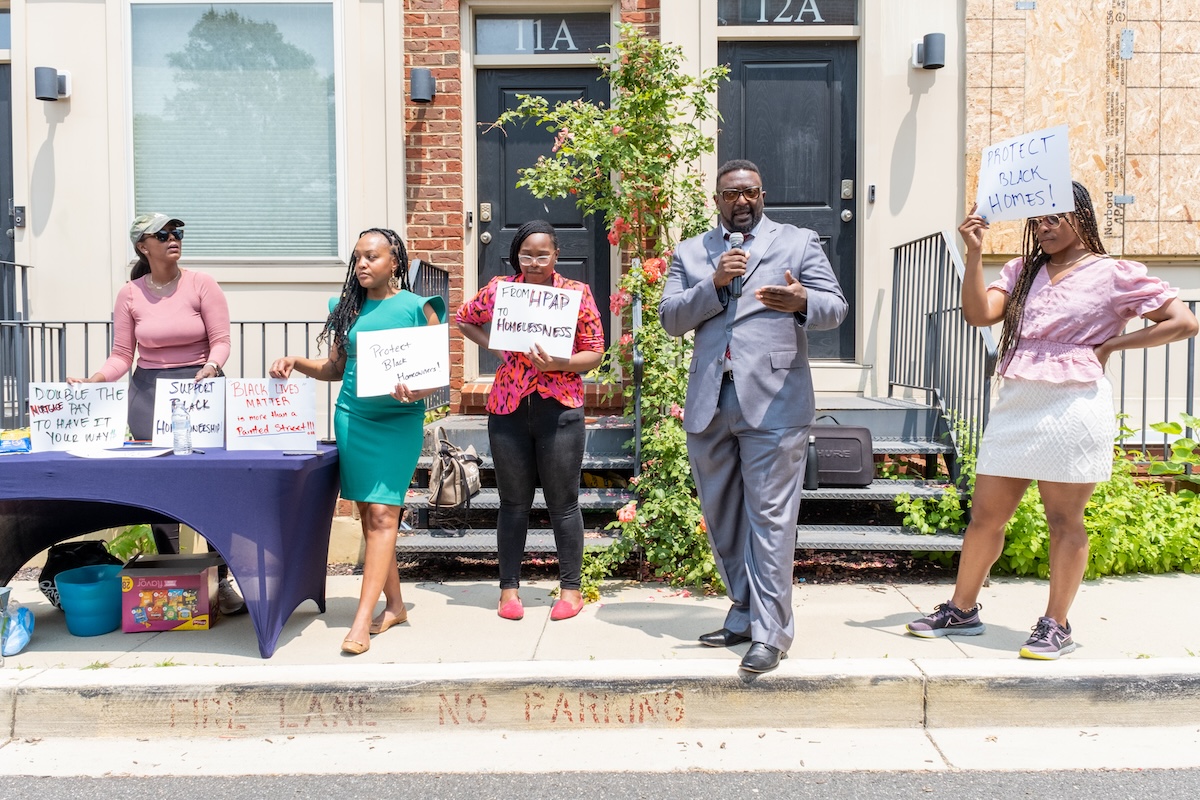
left=148, top=229, right=184, bottom=242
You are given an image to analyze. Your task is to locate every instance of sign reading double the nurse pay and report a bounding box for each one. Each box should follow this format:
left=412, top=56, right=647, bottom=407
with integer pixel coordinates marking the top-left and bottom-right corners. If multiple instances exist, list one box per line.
left=487, top=282, right=581, bottom=359
left=974, top=124, right=1074, bottom=223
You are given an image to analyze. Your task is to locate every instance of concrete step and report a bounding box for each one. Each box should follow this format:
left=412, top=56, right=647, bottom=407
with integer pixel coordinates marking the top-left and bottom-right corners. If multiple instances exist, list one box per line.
left=393, top=525, right=960, bottom=554
left=396, top=528, right=620, bottom=553
left=404, top=480, right=959, bottom=510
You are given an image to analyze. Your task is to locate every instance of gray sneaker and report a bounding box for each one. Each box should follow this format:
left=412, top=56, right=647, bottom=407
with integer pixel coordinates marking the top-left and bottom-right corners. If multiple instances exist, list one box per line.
left=218, top=578, right=246, bottom=616
left=1019, top=616, right=1075, bottom=660
left=906, top=601, right=985, bottom=638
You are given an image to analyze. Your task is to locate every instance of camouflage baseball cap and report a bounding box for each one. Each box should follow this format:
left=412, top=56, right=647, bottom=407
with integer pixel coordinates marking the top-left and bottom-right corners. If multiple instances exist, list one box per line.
left=129, top=213, right=184, bottom=245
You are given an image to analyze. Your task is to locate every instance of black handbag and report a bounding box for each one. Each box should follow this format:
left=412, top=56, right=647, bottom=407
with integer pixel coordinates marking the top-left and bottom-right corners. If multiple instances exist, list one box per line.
left=810, top=416, right=875, bottom=487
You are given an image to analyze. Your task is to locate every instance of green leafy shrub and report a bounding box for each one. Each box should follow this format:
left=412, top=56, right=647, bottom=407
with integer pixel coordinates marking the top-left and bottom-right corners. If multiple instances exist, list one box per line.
left=899, top=413, right=1200, bottom=578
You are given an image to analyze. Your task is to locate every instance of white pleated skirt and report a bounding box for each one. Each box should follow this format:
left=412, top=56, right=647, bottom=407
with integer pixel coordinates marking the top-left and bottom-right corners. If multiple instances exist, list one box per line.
left=975, top=377, right=1115, bottom=483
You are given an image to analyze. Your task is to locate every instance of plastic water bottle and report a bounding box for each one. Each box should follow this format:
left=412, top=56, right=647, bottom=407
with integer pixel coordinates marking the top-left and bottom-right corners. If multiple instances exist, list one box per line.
left=172, top=401, right=192, bottom=456
left=803, top=435, right=820, bottom=491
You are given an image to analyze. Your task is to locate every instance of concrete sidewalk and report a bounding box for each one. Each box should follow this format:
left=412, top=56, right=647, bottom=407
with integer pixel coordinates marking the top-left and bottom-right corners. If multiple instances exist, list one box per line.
left=3, top=573, right=1199, bottom=740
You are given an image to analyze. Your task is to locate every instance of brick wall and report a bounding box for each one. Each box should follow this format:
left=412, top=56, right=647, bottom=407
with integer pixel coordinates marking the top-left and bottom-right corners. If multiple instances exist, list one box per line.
left=404, top=1, right=660, bottom=416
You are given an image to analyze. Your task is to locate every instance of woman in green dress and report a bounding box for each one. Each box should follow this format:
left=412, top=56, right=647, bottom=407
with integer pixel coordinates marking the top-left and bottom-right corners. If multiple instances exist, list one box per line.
left=270, top=228, right=446, bottom=655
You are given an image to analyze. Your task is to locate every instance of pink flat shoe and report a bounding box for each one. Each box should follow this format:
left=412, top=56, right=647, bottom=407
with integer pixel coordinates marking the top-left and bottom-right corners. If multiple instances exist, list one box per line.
left=498, top=597, right=525, bottom=620
left=550, top=597, right=585, bottom=621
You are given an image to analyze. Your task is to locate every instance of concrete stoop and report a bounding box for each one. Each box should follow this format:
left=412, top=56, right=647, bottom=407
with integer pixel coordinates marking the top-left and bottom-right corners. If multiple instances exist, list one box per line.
left=5, top=659, right=1199, bottom=740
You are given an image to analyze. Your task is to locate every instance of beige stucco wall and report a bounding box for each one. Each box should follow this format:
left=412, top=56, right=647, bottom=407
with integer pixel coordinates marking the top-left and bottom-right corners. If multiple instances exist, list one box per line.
left=7, top=0, right=1196, bottom=400
left=9, top=0, right=407, bottom=327
left=664, top=0, right=964, bottom=396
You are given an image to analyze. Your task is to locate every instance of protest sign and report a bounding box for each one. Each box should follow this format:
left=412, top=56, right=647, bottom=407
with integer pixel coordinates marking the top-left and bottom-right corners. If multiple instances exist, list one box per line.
left=151, top=377, right=225, bottom=448
left=487, top=282, right=581, bottom=359
left=974, top=124, right=1074, bottom=223
left=357, top=324, right=450, bottom=397
left=28, top=382, right=128, bottom=451
left=225, top=378, right=318, bottom=451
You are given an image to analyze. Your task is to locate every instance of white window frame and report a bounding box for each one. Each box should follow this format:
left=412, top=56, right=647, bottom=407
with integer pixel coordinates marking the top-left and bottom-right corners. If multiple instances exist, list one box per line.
left=123, top=0, right=348, bottom=268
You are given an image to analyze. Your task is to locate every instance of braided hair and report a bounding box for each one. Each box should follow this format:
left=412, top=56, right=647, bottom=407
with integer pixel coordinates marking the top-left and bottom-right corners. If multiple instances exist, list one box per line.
left=508, top=220, right=558, bottom=273
left=320, top=227, right=410, bottom=361
left=996, top=181, right=1108, bottom=370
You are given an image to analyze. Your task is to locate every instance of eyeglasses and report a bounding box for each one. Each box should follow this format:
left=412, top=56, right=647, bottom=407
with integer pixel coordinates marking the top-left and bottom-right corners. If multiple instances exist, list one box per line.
left=147, top=229, right=184, bottom=242
left=1029, top=214, right=1064, bottom=228
left=718, top=186, right=762, bottom=204
left=517, top=254, right=553, bottom=267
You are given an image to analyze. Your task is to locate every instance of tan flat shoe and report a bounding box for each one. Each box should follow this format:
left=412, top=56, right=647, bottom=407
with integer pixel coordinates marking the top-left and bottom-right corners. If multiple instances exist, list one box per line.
left=341, top=638, right=369, bottom=655
left=369, top=610, right=409, bottom=635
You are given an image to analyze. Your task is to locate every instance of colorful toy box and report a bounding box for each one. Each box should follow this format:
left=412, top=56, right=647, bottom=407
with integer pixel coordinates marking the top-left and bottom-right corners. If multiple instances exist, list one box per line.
left=119, top=553, right=221, bottom=632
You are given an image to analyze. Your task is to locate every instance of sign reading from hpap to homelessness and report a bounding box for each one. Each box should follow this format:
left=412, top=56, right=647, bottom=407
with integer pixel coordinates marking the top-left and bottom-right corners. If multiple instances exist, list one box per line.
left=975, top=124, right=1074, bottom=224
left=487, top=282, right=581, bottom=360
left=152, top=378, right=225, bottom=449
left=28, top=382, right=128, bottom=451
left=225, top=378, right=318, bottom=451
left=356, top=324, right=450, bottom=397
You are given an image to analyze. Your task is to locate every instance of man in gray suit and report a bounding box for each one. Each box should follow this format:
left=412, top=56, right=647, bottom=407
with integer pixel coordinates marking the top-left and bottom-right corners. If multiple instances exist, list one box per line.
left=659, top=159, right=847, bottom=673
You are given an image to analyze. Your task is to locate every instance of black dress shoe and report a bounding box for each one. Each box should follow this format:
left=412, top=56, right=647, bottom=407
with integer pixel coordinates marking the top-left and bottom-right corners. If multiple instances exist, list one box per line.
left=698, top=628, right=752, bottom=648
left=739, top=642, right=787, bottom=673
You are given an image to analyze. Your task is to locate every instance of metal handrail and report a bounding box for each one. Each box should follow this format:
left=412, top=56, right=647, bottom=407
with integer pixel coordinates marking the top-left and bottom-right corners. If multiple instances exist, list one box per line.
left=630, top=258, right=644, bottom=475
left=0, top=260, right=453, bottom=432
left=889, top=231, right=998, bottom=480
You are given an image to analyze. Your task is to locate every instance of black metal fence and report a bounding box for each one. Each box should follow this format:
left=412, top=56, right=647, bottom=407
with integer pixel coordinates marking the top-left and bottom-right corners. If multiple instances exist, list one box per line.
left=1, top=260, right=452, bottom=433
left=891, top=231, right=1198, bottom=475
left=890, top=231, right=998, bottom=459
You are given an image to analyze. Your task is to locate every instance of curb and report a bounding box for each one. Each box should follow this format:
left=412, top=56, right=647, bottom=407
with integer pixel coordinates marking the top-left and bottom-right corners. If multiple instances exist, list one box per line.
left=6, top=659, right=1200, bottom=739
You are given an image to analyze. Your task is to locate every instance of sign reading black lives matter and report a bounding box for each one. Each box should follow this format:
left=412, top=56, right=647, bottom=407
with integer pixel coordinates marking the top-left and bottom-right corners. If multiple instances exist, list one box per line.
left=356, top=324, right=451, bottom=397
left=488, top=283, right=582, bottom=360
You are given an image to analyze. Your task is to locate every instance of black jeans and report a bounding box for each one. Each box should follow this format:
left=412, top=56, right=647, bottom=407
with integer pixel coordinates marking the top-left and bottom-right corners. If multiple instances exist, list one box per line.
left=488, top=393, right=585, bottom=591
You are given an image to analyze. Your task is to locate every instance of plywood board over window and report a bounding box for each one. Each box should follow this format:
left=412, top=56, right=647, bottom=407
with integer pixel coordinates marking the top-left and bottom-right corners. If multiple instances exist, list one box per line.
left=964, top=0, right=1200, bottom=259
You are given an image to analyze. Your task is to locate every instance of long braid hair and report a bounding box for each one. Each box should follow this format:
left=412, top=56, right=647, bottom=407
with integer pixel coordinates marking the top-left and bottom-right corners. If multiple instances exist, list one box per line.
left=319, top=227, right=410, bottom=361
left=996, top=181, right=1108, bottom=370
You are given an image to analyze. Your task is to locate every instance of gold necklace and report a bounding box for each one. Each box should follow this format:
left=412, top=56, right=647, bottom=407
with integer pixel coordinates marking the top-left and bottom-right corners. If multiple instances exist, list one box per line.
left=145, top=269, right=181, bottom=291
left=1048, top=251, right=1092, bottom=269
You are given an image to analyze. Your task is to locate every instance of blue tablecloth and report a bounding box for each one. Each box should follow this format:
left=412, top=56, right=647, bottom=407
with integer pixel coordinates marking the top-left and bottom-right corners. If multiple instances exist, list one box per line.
left=0, top=445, right=341, bottom=657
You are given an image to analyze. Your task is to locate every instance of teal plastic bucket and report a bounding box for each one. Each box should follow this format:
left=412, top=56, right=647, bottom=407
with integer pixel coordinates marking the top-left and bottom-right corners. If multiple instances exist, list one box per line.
left=55, top=564, right=123, bottom=637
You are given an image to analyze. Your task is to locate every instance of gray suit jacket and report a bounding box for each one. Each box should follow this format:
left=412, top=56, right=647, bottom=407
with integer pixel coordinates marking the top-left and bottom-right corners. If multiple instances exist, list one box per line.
left=659, top=215, right=848, bottom=434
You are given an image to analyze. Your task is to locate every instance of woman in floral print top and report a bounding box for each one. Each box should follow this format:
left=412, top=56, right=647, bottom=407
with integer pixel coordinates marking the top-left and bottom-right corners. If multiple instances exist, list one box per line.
left=457, top=220, right=605, bottom=622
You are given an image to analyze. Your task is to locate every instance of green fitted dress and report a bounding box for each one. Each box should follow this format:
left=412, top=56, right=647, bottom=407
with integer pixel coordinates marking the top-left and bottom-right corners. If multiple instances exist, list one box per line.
left=333, top=291, right=447, bottom=504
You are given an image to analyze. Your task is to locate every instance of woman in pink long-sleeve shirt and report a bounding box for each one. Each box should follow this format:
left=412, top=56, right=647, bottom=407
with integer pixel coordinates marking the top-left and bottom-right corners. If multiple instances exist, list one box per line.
left=69, top=212, right=242, bottom=613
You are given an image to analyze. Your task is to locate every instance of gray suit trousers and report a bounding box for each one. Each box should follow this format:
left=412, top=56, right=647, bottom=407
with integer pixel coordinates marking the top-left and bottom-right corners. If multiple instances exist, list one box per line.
left=688, top=376, right=808, bottom=652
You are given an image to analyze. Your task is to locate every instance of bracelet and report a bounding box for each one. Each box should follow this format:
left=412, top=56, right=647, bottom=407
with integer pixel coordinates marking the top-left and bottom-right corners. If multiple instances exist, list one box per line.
left=205, top=361, right=224, bottom=376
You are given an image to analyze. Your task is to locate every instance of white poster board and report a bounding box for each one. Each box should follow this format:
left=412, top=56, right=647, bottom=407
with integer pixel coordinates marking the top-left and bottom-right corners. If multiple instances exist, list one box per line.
left=28, top=382, right=128, bottom=451
left=974, top=124, right=1074, bottom=223
left=225, top=378, right=318, bottom=451
left=356, top=324, right=450, bottom=397
left=487, top=282, right=581, bottom=359
left=151, top=377, right=226, bottom=448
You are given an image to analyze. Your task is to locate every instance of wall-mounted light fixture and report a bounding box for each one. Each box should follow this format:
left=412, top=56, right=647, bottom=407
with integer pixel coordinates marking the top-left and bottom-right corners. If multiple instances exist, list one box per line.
left=910, top=33, right=946, bottom=70
left=410, top=68, right=436, bottom=104
left=34, top=67, right=72, bottom=101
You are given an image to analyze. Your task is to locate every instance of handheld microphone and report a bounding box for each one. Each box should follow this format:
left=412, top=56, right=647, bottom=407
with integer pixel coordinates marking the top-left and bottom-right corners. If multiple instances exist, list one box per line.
left=728, top=232, right=744, bottom=298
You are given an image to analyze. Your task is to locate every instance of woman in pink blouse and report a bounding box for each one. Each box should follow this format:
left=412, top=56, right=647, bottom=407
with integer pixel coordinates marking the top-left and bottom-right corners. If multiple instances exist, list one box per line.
left=456, top=220, right=605, bottom=622
left=907, top=182, right=1198, bottom=658
left=69, top=212, right=243, bottom=614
